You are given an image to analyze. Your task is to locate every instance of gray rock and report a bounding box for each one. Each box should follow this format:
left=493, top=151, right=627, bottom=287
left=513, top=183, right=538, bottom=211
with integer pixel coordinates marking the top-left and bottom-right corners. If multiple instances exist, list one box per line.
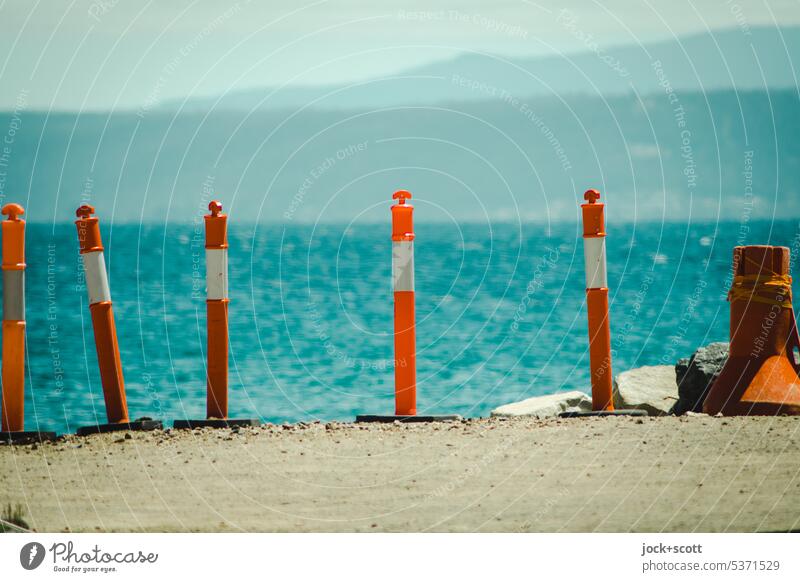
left=612, top=365, right=678, bottom=416
left=491, top=390, right=592, bottom=418
left=673, top=342, right=729, bottom=415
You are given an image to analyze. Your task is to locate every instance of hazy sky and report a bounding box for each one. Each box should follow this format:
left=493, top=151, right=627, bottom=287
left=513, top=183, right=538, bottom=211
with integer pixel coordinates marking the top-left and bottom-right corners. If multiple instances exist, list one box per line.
left=1, top=0, right=798, bottom=110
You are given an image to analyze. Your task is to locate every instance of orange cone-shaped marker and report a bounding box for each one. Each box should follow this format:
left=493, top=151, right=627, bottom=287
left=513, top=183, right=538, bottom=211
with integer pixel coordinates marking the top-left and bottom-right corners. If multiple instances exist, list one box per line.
left=1, top=204, right=56, bottom=443
left=75, top=205, right=160, bottom=435
left=173, top=201, right=258, bottom=429
left=356, top=190, right=459, bottom=423
left=581, top=190, right=614, bottom=411
left=703, top=245, right=800, bottom=415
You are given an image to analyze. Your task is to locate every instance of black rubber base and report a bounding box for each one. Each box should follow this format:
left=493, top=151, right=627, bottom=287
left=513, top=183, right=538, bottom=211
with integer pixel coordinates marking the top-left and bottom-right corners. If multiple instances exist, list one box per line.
left=356, top=414, right=462, bottom=423
left=76, top=418, right=163, bottom=436
left=173, top=419, right=261, bottom=429
left=558, top=409, right=648, bottom=418
left=0, top=431, right=58, bottom=445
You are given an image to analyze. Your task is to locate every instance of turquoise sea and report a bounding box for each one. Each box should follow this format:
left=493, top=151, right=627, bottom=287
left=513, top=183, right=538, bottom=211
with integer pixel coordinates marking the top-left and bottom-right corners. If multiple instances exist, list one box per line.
left=13, top=219, right=800, bottom=434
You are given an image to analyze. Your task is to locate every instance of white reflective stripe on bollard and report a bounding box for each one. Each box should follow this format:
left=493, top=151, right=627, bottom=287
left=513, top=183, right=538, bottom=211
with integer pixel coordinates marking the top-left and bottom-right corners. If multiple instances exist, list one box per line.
left=2, top=270, right=25, bottom=321
left=82, top=251, right=111, bottom=304
left=206, top=249, right=228, bottom=300
left=392, top=241, right=414, bottom=292
left=583, top=236, right=608, bottom=289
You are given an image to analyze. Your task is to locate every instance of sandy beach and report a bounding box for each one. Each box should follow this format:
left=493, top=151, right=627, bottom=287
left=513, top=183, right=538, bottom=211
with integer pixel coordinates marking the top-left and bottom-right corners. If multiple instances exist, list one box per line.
left=1, top=415, right=799, bottom=533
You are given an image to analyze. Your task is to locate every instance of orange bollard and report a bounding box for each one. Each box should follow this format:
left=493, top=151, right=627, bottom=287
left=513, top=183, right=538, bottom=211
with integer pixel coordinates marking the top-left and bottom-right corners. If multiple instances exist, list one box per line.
left=581, top=189, right=614, bottom=411
left=703, top=245, right=800, bottom=415
left=561, top=190, right=644, bottom=418
left=357, top=190, right=459, bottom=423
left=205, top=200, right=229, bottom=420
left=391, top=190, right=417, bottom=416
left=75, top=205, right=161, bottom=435
left=1, top=204, right=26, bottom=433
left=0, top=204, right=56, bottom=443
left=174, top=201, right=258, bottom=429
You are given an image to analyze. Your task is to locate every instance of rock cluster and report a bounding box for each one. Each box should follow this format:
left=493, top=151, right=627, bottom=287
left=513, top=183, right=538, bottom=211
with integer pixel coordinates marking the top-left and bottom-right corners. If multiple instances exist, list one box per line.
left=612, top=365, right=678, bottom=416
left=672, top=342, right=729, bottom=415
left=491, top=343, right=728, bottom=418
left=490, top=391, right=592, bottom=418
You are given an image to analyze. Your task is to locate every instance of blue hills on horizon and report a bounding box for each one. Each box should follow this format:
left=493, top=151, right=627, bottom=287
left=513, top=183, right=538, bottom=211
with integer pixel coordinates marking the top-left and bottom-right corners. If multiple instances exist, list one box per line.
left=0, top=26, right=798, bottom=224
left=158, top=26, right=800, bottom=112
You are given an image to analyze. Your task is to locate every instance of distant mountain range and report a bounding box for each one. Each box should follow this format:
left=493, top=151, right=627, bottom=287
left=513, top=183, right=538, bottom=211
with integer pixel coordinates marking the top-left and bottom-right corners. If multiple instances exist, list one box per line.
left=1, top=27, right=798, bottom=223
left=160, top=27, right=800, bottom=112
left=2, top=88, right=798, bottom=223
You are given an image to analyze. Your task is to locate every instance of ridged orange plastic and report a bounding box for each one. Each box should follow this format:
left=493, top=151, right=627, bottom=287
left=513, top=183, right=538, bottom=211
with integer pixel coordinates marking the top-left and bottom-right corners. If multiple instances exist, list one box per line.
left=581, top=189, right=606, bottom=238
left=1, top=203, right=25, bottom=269
left=75, top=205, right=104, bottom=253
left=205, top=200, right=228, bottom=249
left=391, top=190, right=415, bottom=241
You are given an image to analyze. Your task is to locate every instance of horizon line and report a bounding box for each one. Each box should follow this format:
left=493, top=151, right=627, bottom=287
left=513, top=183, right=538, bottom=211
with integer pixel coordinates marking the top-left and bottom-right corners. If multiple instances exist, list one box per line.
left=21, top=217, right=800, bottom=225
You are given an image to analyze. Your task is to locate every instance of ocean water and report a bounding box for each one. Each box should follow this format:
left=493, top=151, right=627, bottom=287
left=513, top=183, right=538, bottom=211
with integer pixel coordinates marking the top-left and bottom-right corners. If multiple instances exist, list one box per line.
left=11, top=219, right=800, bottom=434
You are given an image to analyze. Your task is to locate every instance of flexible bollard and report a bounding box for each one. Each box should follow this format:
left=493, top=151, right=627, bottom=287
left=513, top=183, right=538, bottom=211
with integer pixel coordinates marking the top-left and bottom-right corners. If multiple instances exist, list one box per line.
left=560, top=190, right=644, bottom=418
left=703, top=245, right=800, bottom=415
left=174, top=201, right=258, bottom=429
left=357, top=190, right=459, bottom=423
left=582, top=189, right=613, bottom=411
left=205, top=201, right=231, bottom=420
left=391, top=190, right=417, bottom=416
left=75, top=205, right=161, bottom=436
left=0, top=204, right=56, bottom=444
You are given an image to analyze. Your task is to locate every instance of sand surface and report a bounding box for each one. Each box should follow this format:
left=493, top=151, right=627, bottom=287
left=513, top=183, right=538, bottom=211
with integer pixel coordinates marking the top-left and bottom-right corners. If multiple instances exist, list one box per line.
left=1, top=416, right=800, bottom=532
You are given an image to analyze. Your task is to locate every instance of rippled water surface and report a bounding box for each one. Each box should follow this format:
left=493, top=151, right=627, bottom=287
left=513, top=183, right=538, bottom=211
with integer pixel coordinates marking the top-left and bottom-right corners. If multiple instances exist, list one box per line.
left=15, top=219, right=800, bottom=433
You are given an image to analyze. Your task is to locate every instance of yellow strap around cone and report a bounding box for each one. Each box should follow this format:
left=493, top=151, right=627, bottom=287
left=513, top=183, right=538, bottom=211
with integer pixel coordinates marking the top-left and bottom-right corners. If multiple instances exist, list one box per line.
left=728, top=274, right=793, bottom=308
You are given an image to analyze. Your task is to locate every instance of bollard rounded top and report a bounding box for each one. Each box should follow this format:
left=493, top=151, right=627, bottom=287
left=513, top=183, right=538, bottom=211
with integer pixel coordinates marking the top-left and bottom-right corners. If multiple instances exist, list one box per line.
left=391, top=190, right=414, bottom=240
left=205, top=200, right=228, bottom=248
left=208, top=200, right=223, bottom=217
left=76, top=204, right=96, bottom=219
left=583, top=189, right=601, bottom=204
left=1, top=203, right=24, bottom=221
left=392, top=190, right=412, bottom=205
left=75, top=204, right=103, bottom=253
left=581, top=189, right=605, bottom=237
